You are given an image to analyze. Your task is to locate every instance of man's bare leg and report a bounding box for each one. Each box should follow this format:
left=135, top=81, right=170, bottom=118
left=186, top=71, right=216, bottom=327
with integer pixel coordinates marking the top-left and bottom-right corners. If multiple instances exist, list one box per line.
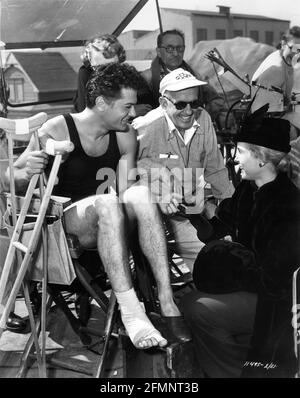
left=123, top=186, right=181, bottom=317
left=63, top=194, right=167, bottom=349
left=123, top=186, right=192, bottom=343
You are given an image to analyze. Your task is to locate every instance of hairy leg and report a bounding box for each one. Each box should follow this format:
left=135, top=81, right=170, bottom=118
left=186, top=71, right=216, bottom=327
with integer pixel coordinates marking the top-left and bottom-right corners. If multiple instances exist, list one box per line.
left=123, top=185, right=181, bottom=317
left=63, top=194, right=167, bottom=348
left=64, top=194, right=132, bottom=291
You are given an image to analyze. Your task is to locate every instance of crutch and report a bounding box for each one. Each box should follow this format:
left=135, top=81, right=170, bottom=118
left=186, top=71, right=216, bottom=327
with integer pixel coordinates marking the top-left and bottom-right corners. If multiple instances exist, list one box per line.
left=0, top=114, right=73, bottom=377
left=1, top=113, right=48, bottom=376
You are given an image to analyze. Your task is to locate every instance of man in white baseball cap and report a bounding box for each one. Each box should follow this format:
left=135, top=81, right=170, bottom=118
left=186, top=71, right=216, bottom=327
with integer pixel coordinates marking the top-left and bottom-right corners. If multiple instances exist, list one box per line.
left=136, top=68, right=234, bottom=272
left=159, top=68, right=207, bottom=95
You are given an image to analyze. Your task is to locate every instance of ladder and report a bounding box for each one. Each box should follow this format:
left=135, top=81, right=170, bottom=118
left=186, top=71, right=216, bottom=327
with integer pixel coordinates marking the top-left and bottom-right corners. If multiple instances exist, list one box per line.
left=0, top=113, right=73, bottom=377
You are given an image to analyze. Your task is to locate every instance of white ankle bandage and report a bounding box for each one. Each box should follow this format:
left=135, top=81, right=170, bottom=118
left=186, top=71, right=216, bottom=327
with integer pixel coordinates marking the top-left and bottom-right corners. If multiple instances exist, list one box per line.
left=115, top=288, right=165, bottom=348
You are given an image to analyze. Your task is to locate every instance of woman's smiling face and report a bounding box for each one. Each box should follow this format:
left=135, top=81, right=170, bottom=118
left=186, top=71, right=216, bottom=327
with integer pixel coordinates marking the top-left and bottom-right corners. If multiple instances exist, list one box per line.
left=236, top=143, right=262, bottom=180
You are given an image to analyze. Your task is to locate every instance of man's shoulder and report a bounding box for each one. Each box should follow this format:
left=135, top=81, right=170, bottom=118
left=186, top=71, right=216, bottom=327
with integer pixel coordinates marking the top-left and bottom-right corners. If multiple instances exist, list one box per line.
left=39, top=114, right=67, bottom=138
left=44, top=114, right=66, bottom=128
left=195, top=108, right=213, bottom=127
left=133, top=106, right=167, bottom=132
left=116, top=126, right=137, bottom=154
left=116, top=126, right=137, bottom=142
left=196, top=107, right=211, bottom=120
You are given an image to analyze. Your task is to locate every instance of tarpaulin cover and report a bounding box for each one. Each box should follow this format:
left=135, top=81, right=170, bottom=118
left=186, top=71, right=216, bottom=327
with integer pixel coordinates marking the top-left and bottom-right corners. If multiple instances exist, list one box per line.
left=188, top=37, right=275, bottom=94
left=0, top=0, right=148, bottom=49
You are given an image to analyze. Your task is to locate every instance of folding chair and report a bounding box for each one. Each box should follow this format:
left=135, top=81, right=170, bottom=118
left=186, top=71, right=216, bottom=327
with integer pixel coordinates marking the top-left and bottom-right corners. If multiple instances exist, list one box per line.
left=15, top=238, right=119, bottom=378
left=0, top=114, right=195, bottom=378
left=0, top=116, right=124, bottom=377
left=3, top=186, right=120, bottom=378
left=0, top=113, right=75, bottom=377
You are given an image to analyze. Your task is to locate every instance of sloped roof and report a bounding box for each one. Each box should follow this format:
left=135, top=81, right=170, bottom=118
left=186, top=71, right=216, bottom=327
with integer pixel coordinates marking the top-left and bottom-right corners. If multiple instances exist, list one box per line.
left=58, top=50, right=82, bottom=73
left=162, top=7, right=290, bottom=22
left=10, top=52, right=77, bottom=92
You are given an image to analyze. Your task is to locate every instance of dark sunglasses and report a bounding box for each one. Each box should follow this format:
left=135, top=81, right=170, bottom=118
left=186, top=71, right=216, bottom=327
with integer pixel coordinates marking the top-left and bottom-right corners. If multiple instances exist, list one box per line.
left=160, top=45, right=185, bottom=53
left=163, top=95, right=200, bottom=110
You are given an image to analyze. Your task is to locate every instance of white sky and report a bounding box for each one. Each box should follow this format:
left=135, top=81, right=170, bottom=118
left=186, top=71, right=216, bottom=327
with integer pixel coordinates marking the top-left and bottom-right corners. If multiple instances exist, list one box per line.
left=125, top=0, right=300, bottom=31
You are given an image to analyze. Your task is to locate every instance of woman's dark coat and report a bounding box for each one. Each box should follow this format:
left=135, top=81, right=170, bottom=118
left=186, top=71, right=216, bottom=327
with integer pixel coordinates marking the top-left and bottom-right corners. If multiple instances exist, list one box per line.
left=210, top=172, right=300, bottom=377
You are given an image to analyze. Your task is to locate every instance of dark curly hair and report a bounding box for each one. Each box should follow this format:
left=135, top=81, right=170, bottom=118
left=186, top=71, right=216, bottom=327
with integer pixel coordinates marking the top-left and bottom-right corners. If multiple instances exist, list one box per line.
left=86, top=62, right=147, bottom=108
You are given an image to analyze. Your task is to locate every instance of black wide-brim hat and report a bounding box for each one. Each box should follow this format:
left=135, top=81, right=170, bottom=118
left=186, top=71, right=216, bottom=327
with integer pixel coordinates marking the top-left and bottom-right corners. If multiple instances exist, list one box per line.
left=234, top=104, right=291, bottom=153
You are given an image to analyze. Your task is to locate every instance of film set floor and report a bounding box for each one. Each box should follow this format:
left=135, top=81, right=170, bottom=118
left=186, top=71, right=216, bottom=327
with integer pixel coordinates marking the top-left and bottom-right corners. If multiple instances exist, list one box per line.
left=0, top=257, right=198, bottom=379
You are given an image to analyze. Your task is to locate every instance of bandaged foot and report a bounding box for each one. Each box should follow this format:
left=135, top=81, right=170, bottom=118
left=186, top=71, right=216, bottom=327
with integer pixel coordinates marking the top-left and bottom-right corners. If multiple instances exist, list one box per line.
left=115, top=288, right=167, bottom=349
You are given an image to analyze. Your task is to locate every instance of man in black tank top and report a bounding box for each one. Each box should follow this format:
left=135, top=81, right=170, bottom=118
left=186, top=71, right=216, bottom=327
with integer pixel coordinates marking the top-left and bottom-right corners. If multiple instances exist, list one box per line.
left=7, top=63, right=191, bottom=349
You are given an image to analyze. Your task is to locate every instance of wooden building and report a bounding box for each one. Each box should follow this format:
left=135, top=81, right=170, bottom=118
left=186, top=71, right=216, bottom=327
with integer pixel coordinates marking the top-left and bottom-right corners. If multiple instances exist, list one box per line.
left=4, top=51, right=77, bottom=119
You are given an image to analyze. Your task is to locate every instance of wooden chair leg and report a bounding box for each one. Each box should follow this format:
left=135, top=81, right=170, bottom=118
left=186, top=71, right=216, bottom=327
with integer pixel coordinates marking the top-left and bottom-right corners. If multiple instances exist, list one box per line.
left=94, top=292, right=118, bottom=378
left=16, top=294, right=53, bottom=378
left=73, top=260, right=109, bottom=314
left=47, top=285, right=92, bottom=346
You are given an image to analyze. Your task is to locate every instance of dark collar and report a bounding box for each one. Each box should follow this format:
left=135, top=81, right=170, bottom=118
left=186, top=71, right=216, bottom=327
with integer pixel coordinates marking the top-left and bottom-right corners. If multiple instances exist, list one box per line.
left=253, top=172, right=292, bottom=199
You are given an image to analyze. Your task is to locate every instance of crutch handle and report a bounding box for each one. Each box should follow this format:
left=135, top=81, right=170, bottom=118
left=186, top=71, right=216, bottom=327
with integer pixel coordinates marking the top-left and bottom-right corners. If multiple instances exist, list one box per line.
left=44, top=139, right=74, bottom=156
left=0, top=112, right=48, bottom=141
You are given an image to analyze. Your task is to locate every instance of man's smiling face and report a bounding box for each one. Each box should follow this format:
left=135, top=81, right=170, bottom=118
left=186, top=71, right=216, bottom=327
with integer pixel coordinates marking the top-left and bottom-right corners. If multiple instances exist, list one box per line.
left=161, top=87, right=199, bottom=132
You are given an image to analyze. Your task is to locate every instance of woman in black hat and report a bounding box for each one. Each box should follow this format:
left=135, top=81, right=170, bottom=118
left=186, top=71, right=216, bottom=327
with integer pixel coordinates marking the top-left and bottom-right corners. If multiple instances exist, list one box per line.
left=181, top=107, right=300, bottom=378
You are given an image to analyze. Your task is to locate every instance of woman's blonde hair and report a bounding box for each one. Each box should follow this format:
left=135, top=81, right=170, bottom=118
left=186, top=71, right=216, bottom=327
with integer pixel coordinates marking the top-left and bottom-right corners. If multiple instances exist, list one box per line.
left=245, top=143, right=288, bottom=170
left=81, top=34, right=126, bottom=65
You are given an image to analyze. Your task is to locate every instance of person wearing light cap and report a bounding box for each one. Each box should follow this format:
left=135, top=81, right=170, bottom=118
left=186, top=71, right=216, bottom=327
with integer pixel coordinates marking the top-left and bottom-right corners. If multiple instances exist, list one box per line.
left=136, top=68, right=234, bottom=272
left=181, top=105, right=300, bottom=378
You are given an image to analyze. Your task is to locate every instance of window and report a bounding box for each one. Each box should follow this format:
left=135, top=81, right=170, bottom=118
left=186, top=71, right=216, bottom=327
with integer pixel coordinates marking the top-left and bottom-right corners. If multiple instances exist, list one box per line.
left=265, top=31, right=274, bottom=45
left=7, top=78, right=24, bottom=103
left=216, top=29, right=226, bottom=39
left=196, top=28, right=207, bottom=42
left=250, top=30, right=259, bottom=42
left=233, top=30, right=243, bottom=37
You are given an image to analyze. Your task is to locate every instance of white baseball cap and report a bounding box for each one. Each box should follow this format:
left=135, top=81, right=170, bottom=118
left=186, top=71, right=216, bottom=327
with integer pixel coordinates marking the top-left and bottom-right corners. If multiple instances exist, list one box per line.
left=159, top=68, right=207, bottom=95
